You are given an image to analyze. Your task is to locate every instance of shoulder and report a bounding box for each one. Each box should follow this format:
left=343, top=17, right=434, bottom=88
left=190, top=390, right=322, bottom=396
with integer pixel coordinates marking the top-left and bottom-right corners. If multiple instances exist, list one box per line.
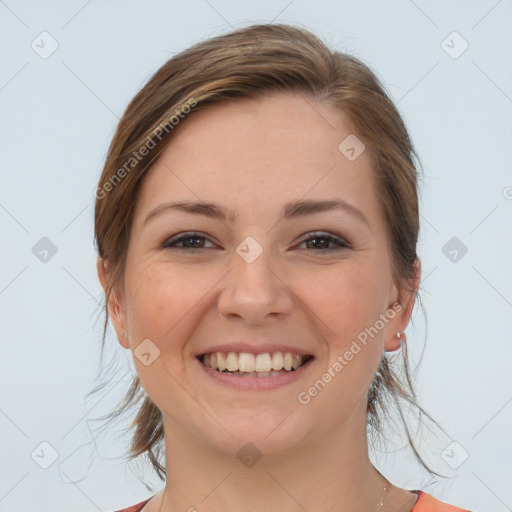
left=412, top=491, right=472, bottom=512
left=112, top=497, right=152, bottom=512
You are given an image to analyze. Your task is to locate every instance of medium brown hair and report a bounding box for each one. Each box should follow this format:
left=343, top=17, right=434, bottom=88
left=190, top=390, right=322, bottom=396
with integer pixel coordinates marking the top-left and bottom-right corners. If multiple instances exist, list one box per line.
left=92, top=22, right=442, bottom=480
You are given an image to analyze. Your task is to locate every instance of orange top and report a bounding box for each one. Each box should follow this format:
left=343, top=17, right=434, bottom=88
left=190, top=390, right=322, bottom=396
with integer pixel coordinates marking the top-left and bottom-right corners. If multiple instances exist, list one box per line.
left=412, top=491, right=471, bottom=511
left=114, top=490, right=471, bottom=511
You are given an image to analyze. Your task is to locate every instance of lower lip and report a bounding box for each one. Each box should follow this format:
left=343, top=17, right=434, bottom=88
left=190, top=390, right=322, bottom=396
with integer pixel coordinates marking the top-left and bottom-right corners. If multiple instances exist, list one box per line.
left=195, top=356, right=315, bottom=391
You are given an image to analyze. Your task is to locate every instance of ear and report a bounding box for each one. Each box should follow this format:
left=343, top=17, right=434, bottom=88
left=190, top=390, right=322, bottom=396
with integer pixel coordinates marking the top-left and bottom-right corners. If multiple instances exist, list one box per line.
left=384, top=259, right=421, bottom=352
left=96, top=256, right=130, bottom=349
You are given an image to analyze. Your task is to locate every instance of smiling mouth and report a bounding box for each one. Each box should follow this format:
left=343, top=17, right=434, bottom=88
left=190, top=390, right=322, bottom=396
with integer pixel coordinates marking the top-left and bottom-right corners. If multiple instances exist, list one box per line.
left=197, top=351, right=314, bottom=377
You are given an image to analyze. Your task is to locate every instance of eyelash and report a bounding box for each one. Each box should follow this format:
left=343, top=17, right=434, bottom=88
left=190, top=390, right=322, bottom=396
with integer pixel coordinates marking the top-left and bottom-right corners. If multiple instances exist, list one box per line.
left=161, top=231, right=351, bottom=253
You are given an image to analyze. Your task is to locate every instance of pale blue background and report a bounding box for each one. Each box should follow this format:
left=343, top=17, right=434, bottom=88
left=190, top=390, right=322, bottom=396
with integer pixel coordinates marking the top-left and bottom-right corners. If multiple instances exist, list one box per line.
left=1, top=1, right=511, bottom=511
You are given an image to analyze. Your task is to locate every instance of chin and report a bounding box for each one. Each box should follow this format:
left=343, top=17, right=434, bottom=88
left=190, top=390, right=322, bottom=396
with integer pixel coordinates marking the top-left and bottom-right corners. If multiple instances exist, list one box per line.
left=198, top=409, right=311, bottom=459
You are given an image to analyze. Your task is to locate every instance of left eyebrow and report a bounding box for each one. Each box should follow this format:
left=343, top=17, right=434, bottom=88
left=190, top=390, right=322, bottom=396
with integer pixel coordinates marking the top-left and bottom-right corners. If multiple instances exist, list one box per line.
left=282, top=198, right=370, bottom=227
left=143, top=198, right=370, bottom=228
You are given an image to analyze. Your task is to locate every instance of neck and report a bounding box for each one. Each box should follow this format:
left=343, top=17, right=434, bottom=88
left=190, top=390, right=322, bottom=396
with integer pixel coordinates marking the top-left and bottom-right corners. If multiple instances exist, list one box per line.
left=154, top=399, right=387, bottom=512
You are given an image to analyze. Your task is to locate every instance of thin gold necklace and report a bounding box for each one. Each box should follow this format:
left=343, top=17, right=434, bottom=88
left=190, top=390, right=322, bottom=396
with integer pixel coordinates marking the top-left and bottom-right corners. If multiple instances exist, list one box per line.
left=376, top=471, right=390, bottom=510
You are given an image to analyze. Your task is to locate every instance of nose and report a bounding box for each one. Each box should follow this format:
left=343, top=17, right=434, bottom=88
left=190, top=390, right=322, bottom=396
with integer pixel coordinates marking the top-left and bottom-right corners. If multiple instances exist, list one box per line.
left=217, top=240, right=294, bottom=324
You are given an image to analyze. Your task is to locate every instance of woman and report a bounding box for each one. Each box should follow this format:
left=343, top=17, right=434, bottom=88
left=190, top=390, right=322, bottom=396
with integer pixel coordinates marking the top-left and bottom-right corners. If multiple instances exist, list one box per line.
left=94, top=23, right=471, bottom=512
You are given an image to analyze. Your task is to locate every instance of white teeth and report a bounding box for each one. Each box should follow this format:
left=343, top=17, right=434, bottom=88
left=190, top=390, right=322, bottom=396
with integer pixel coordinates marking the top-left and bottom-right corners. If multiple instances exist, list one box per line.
left=239, top=353, right=255, bottom=372
left=201, top=351, right=310, bottom=373
left=255, top=353, right=272, bottom=372
left=226, top=352, right=238, bottom=372
left=292, top=354, right=302, bottom=370
left=271, top=352, right=284, bottom=370
left=283, top=352, right=293, bottom=371
left=217, top=352, right=226, bottom=372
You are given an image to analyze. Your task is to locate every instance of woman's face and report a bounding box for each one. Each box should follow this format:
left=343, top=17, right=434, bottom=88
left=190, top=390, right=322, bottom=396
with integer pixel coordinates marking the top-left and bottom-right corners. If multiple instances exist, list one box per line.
left=99, top=92, right=418, bottom=456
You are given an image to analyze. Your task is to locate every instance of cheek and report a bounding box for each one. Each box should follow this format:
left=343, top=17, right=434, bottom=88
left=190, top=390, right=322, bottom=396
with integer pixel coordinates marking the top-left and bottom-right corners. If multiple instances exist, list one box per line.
left=302, top=260, right=389, bottom=344
left=125, top=262, right=203, bottom=354
left=123, top=263, right=204, bottom=410
left=298, top=264, right=387, bottom=417
left=303, top=259, right=390, bottom=406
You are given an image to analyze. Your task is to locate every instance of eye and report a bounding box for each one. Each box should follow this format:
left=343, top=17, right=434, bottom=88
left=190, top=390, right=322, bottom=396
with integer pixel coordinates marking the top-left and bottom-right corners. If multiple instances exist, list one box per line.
left=161, top=231, right=351, bottom=252
left=297, top=231, right=351, bottom=252
left=162, top=232, right=215, bottom=250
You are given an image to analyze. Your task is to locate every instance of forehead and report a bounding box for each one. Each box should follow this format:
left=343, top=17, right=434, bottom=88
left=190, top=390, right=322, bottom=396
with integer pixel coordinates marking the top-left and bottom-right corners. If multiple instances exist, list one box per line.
left=165, top=91, right=363, bottom=166
left=133, top=92, right=382, bottom=227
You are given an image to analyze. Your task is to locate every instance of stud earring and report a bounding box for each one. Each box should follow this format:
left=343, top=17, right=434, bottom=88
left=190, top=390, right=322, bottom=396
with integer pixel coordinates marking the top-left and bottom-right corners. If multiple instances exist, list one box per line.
left=396, top=331, right=407, bottom=343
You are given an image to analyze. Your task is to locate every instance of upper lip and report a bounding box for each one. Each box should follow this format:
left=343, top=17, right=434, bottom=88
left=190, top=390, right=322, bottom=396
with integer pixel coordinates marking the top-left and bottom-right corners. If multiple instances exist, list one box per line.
left=195, top=342, right=314, bottom=357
